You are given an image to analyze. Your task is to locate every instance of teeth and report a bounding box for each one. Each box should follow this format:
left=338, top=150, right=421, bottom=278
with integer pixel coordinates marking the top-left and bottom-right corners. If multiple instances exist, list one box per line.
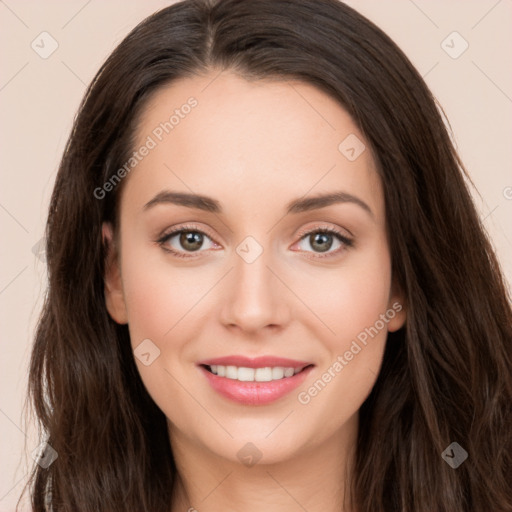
left=226, top=366, right=238, bottom=379
left=284, top=367, right=295, bottom=378
left=255, top=367, right=272, bottom=382
left=272, top=367, right=284, bottom=379
left=239, top=367, right=255, bottom=381
left=207, top=365, right=305, bottom=382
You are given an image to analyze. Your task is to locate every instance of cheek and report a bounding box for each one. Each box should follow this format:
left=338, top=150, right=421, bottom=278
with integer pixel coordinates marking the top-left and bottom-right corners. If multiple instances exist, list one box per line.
left=119, top=236, right=207, bottom=346
left=292, top=240, right=392, bottom=415
left=119, top=248, right=202, bottom=417
left=294, top=241, right=393, bottom=346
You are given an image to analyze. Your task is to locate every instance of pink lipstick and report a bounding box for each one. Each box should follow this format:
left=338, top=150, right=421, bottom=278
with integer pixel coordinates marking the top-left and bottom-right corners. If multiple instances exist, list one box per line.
left=197, top=355, right=314, bottom=405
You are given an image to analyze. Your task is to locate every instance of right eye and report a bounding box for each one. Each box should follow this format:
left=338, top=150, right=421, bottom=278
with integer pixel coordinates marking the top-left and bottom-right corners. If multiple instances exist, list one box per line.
left=157, top=225, right=220, bottom=259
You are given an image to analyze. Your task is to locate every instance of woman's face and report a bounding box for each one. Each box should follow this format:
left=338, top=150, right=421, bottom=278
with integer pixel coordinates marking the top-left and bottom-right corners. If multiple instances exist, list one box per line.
left=104, top=70, right=406, bottom=466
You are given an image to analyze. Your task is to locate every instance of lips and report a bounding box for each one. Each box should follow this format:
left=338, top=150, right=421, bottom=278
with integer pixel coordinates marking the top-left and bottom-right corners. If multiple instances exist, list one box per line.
left=197, top=355, right=315, bottom=405
left=198, top=355, right=313, bottom=369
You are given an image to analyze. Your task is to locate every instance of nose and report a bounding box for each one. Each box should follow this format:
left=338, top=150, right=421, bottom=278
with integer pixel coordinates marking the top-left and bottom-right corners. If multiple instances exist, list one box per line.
left=219, top=246, right=290, bottom=334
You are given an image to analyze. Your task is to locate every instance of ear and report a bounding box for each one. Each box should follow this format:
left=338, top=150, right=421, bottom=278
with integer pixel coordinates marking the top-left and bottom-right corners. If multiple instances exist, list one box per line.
left=102, top=222, right=128, bottom=324
left=386, top=277, right=406, bottom=332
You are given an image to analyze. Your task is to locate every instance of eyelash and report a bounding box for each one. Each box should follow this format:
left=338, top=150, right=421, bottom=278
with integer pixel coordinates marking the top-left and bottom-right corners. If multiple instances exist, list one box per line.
left=156, top=223, right=354, bottom=260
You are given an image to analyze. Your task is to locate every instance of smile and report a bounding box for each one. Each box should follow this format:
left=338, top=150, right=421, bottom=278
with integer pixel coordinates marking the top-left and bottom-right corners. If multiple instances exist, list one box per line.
left=197, top=356, right=315, bottom=405
left=205, top=364, right=307, bottom=382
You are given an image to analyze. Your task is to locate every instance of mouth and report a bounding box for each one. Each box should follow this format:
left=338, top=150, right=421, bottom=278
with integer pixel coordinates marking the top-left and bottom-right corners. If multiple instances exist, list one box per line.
left=197, top=356, right=315, bottom=405
left=201, top=363, right=313, bottom=382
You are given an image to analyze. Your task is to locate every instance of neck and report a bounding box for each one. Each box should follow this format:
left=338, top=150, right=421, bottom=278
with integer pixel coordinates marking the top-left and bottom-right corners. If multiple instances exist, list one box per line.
left=168, top=415, right=358, bottom=512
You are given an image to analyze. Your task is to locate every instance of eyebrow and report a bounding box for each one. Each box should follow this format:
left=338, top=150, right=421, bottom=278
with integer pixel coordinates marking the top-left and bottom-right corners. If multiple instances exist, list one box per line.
left=143, top=190, right=373, bottom=218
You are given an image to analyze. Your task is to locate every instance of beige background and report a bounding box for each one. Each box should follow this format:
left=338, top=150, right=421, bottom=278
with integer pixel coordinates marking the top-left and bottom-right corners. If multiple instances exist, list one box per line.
left=1, top=0, right=511, bottom=509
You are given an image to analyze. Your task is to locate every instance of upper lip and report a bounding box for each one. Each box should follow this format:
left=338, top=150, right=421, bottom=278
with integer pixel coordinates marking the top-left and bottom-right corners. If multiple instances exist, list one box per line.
left=198, top=355, right=314, bottom=369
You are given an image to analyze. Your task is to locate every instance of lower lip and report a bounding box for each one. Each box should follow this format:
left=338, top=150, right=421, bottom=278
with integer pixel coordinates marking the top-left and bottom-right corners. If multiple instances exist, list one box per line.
left=199, top=365, right=314, bottom=405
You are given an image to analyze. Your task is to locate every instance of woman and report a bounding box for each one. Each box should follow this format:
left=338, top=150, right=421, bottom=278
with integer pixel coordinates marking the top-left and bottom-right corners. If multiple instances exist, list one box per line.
left=22, top=0, right=512, bottom=510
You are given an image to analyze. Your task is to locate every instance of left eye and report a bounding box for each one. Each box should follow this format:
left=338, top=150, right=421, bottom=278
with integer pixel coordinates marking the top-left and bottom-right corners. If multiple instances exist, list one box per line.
left=158, top=229, right=217, bottom=256
left=295, top=229, right=352, bottom=255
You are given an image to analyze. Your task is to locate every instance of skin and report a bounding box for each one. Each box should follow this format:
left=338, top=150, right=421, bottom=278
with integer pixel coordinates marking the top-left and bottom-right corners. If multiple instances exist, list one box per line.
left=103, top=70, right=406, bottom=512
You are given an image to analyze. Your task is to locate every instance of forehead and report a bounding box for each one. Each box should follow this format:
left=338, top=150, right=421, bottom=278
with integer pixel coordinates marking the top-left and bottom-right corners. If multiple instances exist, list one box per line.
left=123, top=70, right=383, bottom=219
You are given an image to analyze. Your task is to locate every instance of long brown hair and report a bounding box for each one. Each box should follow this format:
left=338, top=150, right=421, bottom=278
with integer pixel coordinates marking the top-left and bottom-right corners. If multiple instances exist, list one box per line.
left=22, top=0, right=512, bottom=510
